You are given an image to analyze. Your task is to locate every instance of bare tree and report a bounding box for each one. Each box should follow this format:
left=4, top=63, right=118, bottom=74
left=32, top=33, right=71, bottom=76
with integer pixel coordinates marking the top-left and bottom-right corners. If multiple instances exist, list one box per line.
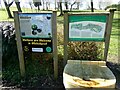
left=98, top=0, right=112, bottom=10
left=28, top=1, right=33, bottom=10
left=14, top=0, right=22, bottom=12
left=76, top=2, right=80, bottom=10
left=70, top=0, right=77, bottom=11
left=3, top=0, right=13, bottom=18
left=59, top=1, right=63, bottom=16
left=86, top=1, right=91, bottom=10
left=46, top=0, right=50, bottom=10
left=55, top=0, right=57, bottom=10
left=42, top=0, right=45, bottom=10
left=57, top=0, right=63, bottom=16
left=91, top=0, right=94, bottom=12
left=69, top=0, right=83, bottom=10
left=65, top=0, right=68, bottom=10
left=33, top=0, right=42, bottom=11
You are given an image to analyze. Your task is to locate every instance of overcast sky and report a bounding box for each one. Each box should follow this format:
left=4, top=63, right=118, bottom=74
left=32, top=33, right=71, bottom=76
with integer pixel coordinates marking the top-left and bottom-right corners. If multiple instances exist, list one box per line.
left=0, top=0, right=120, bottom=9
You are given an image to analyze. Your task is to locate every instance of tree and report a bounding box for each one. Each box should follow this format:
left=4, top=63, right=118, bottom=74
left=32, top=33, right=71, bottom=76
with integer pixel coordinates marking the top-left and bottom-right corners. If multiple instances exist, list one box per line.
left=46, top=0, right=50, bottom=10
left=105, top=4, right=120, bottom=11
left=3, top=0, right=13, bottom=18
left=14, top=0, right=22, bottom=12
left=28, top=1, right=33, bottom=10
left=55, top=0, right=57, bottom=10
left=70, top=0, right=77, bottom=11
left=33, top=0, right=42, bottom=11
left=77, top=2, right=80, bottom=10
left=98, top=0, right=112, bottom=10
left=86, top=1, right=91, bottom=10
left=69, top=0, right=83, bottom=10
left=59, top=1, right=63, bottom=16
left=119, top=1, right=120, bottom=4
left=91, top=0, right=94, bottom=12
left=42, top=0, right=45, bottom=10
left=65, top=0, right=68, bottom=10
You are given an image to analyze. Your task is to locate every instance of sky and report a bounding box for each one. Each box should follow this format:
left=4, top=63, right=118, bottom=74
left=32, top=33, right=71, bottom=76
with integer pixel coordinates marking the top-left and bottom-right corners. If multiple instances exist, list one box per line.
left=0, top=0, right=120, bottom=9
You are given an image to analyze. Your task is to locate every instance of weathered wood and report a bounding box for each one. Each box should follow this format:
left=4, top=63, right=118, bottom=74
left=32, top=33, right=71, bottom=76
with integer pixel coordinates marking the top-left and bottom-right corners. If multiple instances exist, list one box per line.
left=13, top=11, right=25, bottom=78
left=52, top=10, right=58, bottom=79
left=68, top=12, right=109, bottom=16
left=67, top=60, right=106, bottom=66
left=104, top=9, right=116, bottom=61
left=63, top=60, right=116, bottom=88
left=63, top=9, right=116, bottom=89
left=63, top=10, right=69, bottom=67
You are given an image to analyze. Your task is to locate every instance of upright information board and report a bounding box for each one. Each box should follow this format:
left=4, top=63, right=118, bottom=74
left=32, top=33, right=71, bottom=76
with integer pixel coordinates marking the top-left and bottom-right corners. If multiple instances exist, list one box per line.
left=63, top=9, right=116, bottom=66
left=69, top=15, right=108, bottom=41
left=19, top=13, right=53, bottom=53
left=14, top=11, right=58, bottom=79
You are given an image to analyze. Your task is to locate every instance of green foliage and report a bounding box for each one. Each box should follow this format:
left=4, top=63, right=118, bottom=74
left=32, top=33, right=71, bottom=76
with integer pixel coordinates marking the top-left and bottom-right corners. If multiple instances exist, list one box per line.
left=67, top=42, right=103, bottom=60
left=105, top=4, right=120, bottom=11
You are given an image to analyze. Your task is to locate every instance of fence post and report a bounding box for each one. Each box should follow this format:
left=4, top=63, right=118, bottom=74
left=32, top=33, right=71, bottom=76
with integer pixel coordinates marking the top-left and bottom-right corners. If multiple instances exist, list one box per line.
left=104, top=9, right=116, bottom=61
left=63, top=10, right=69, bottom=67
left=13, top=11, right=25, bottom=78
left=52, top=10, right=58, bottom=79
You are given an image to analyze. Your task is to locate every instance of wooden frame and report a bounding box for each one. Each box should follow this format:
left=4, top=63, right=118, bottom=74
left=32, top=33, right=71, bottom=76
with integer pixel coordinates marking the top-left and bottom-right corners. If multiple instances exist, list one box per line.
left=63, top=9, right=116, bottom=66
left=14, top=11, right=25, bottom=78
left=14, top=11, right=58, bottom=79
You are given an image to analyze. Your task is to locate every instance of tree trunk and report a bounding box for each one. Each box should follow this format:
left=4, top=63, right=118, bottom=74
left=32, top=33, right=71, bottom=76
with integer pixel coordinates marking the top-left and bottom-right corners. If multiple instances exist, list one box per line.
left=65, top=2, right=68, bottom=10
left=15, top=2, right=22, bottom=12
left=70, top=1, right=76, bottom=11
left=3, top=1, right=13, bottom=18
left=29, top=2, right=33, bottom=10
left=57, top=2, right=60, bottom=11
left=91, top=0, right=94, bottom=12
left=38, top=6, right=40, bottom=11
left=46, top=2, right=48, bottom=10
left=77, top=2, right=80, bottom=10
left=59, top=2, right=63, bottom=16
left=55, top=0, right=57, bottom=10
left=43, top=0, right=45, bottom=10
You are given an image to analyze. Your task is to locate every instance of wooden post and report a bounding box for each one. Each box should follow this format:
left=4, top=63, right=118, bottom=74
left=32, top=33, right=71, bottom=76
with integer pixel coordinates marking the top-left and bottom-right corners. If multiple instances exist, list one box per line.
left=118, top=8, right=120, bottom=64
left=52, top=11, right=58, bottom=79
left=13, top=11, right=25, bottom=78
left=104, top=9, right=116, bottom=61
left=63, top=10, right=69, bottom=67
left=0, top=30, right=2, bottom=86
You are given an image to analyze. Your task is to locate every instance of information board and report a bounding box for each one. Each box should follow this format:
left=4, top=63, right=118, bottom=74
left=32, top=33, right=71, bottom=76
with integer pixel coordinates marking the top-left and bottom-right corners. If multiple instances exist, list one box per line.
left=14, top=11, right=58, bottom=79
left=19, top=13, right=53, bottom=53
left=22, top=38, right=52, bottom=53
left=19, top=13, right=52, bottom=38
left=69, top=15, right=108, bottom=41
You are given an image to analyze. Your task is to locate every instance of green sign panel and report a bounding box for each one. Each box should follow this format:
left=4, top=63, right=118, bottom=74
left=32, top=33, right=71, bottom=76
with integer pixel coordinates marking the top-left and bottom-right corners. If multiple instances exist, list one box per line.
left=69, top=15, right=108, bottom=41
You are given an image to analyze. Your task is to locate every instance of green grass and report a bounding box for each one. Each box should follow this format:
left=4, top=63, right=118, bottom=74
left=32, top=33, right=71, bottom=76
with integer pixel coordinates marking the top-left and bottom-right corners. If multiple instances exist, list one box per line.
left=0, top=8, right=11, bottom=21
left=0, top=7, right=39, bottom=21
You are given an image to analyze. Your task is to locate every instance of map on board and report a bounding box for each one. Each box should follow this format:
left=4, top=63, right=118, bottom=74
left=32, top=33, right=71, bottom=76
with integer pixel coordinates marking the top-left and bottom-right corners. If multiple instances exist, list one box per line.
left=19, top=13, right=52, bottom=38
left=69, top=15, right=108, bottom=41
left=69, top=21, right=106, bottom=39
